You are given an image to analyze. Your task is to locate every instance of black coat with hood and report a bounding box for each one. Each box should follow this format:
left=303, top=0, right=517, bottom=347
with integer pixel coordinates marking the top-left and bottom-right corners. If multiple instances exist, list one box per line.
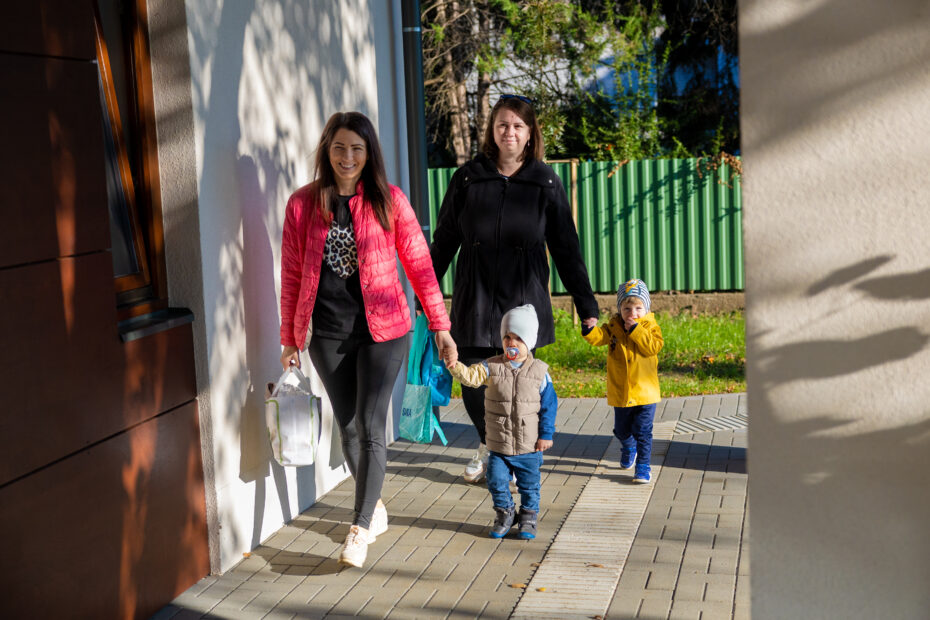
left=430, top=153, right=598, bottom=349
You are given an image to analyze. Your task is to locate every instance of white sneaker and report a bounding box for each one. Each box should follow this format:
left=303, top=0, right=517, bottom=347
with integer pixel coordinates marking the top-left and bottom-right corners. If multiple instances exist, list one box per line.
left=339, top=525, right=369, bottom=568
left=463, top=443, right=490, bottom=483
left=368, top=501, right=388, bottom=542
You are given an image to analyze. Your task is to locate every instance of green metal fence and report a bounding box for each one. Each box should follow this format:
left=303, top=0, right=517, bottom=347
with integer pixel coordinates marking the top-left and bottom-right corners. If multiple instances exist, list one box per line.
left=425, top=158, right=742, bottom=295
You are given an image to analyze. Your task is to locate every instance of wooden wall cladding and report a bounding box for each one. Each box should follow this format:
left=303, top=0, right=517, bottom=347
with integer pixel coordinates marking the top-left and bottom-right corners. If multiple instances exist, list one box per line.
left=0, top=1, right=210, bottom=614
left=0, top=401, right=209, bottom=619
left=0, top=254, right=197, bottom=487
left=0, top=0, right=96, bottom=59
left=0, top=53, right=108, bottom=269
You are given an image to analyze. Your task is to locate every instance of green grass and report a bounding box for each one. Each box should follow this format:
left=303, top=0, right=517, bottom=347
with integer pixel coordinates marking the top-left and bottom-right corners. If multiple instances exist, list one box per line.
left=449, top=309, right=745, bottom=398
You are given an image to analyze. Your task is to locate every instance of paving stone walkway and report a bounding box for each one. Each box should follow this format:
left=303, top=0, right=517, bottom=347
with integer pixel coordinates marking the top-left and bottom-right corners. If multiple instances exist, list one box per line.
left=155, top=394, right=748, bottom=619
left=608, top=400, right=749, bottom=620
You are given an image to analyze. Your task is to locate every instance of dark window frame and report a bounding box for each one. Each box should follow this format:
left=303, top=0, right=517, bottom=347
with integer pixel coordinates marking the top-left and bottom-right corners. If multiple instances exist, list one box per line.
left=94, top=0, right=168, bottom=320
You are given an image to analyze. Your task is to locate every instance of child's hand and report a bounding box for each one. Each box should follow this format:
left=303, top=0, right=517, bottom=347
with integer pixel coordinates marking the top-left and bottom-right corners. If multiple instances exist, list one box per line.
left=581, top=317, right=598, bottom=329
left=443, top=348, right=458, bottom=368
left=536, top=439, right=553, bottom=452
left=624, top=316, right=638, bottom=331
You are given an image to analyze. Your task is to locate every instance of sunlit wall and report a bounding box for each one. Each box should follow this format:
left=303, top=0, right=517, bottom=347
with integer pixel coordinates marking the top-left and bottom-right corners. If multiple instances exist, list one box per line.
left=741, top=0, right=930, bottom=617
left=148, top=0, right=409, bottom=572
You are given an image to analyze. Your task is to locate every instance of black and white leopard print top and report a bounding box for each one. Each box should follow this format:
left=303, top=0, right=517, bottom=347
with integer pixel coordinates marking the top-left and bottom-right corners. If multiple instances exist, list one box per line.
left=323, top=195, right=358, bottom=278
left=311, top=194, right=369, bottom=339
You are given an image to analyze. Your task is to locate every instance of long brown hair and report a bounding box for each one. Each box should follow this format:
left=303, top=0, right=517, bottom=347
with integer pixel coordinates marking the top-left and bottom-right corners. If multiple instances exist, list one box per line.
left=481, top=96, right=545, bottom=163
left=312, top=111, right=393, bottom=230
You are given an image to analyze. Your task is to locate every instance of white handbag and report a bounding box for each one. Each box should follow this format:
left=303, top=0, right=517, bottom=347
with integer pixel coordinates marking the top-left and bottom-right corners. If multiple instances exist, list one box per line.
left=264, top=365, right=321, bottom=466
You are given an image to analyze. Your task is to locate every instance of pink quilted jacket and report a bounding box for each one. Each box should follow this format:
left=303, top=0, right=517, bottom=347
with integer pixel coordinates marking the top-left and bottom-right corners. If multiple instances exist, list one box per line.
left=280, top=182, right=451, bottom=348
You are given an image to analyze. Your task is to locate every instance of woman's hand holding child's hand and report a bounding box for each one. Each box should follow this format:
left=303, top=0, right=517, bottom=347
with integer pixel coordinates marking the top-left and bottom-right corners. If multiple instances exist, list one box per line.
left=435, top=330, right=458, bottom=369
left=536, top=439, right=553, bottom=452
left=581, top=317, right=598, bottom=329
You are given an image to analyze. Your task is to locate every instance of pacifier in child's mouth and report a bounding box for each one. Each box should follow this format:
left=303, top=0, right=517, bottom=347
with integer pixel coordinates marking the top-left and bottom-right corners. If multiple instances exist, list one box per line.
left=505, top=347, right=520, bottom=360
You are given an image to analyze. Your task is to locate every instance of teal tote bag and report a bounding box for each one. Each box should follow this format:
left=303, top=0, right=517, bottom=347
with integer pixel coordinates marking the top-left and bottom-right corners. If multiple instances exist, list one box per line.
left=398, top=315, right=449, bottom=445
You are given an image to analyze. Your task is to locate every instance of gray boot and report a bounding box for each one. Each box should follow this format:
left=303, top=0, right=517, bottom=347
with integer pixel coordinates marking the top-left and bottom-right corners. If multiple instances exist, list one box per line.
left=489, top=506, right=515, bottom=538
left=517, top=508, right=538, bottom=539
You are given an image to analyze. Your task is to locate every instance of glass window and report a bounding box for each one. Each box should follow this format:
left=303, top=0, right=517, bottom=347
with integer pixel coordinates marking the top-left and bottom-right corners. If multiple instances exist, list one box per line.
left=93, top=0, right=164, bottom=311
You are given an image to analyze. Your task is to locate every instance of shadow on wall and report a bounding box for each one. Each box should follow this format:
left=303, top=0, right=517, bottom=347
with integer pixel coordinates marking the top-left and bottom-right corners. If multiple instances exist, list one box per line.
left=748, top=412, right=930, bottom=616
left=741, top=2, right=930, bottom=615
left=741, top=1, right=930, bottom=155
left=236, top=152, right=303, bottom=547
left=184, top=0, right=378, bottom=558
left=747, top=255, right=930, bottom=616
left=754, top=255, right=930, bottom=387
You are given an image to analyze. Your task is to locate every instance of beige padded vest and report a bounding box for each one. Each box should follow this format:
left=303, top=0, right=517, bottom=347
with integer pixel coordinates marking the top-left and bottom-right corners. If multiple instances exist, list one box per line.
left=484, top=354, right=549, bottom=456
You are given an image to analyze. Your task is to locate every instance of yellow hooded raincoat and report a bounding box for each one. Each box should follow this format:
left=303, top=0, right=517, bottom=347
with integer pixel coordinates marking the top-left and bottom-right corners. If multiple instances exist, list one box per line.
left=583, top=312, right=664, bottom=407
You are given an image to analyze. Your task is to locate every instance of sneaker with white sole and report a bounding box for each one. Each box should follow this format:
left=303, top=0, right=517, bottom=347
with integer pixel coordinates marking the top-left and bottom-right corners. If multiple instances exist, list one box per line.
left=632, top=463, right=651, bottom=484
left=463, top=443, right=490, bottom=483
left=339, top=525, right=369, bottom=568
left=368, top=501, right=388, bottom=542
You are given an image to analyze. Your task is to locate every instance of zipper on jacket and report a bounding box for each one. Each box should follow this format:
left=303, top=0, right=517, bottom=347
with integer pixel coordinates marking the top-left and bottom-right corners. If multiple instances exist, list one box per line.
left=511, top=361, right=520, bottom=453
left=489, top=177, right=508, bottom=343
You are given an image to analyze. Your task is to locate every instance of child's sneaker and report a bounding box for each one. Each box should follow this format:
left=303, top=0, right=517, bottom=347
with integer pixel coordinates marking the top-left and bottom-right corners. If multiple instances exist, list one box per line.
left=620, top=448, right=637, bottom=469
left=517, top=508, right=537, bottom=540
left=633, top=464, right=651, bottom=484
left=489, top=506, right=515, bottom=538
left=464, top=443, right=490, bottom=483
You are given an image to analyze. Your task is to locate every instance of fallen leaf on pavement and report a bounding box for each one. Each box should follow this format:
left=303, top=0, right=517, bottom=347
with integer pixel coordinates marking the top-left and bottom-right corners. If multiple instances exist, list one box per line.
left=510, top=583, right=527, bottom=589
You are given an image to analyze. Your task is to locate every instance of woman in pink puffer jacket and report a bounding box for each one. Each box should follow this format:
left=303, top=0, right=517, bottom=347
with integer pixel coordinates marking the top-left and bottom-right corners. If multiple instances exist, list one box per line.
left=279, top=112, right=455, bottom=568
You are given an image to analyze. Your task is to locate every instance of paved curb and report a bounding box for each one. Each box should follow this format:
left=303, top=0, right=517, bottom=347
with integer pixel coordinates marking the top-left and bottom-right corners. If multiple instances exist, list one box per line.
left=512, top=422, right=677, bottom=619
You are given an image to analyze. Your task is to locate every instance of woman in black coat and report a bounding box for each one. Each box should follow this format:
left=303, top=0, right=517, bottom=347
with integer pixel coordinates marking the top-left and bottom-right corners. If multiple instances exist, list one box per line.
left=430, top=95, right=599, bottom=482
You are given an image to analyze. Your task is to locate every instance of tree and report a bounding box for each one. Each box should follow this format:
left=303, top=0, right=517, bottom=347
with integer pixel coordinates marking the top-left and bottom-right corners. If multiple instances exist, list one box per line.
left=422, top=0, right=486, bottom=165
left=421, top=0, right=740, bottom=164
left=655, top=0, right=740, bottom=155
left=559, top=1, right=671, bottom=160
left=422, top=0, right=609, bottom=165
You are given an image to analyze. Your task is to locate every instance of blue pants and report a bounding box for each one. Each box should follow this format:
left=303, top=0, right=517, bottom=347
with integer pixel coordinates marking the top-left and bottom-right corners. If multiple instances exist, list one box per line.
left=613, top=404, right=656, bottom=466
left=487, top=450, right=542, bottom=512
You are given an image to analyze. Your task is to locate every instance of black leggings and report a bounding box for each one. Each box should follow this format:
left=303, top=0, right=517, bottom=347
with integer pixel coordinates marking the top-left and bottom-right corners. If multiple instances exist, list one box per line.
left=308, top=333, right=408, bottom=529
left=457, top=346, right=502, bottom=446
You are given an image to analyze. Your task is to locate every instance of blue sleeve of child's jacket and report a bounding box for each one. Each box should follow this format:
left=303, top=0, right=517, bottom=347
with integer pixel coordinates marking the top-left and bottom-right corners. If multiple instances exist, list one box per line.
left=538, top=377, right=558, bottom=440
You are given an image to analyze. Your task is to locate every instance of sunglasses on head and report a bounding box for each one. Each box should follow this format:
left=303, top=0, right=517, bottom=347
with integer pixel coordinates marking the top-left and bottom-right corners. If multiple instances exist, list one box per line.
left=498, top=93, right=534, bottom=105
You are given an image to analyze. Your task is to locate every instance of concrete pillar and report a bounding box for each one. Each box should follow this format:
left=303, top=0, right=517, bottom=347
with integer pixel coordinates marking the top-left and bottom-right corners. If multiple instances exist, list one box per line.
left=740, top=1, right=930, bottom=617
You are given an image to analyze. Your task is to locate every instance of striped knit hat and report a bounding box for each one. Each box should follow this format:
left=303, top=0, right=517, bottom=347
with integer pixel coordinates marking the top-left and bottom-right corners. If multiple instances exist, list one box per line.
left=617, top=279, right=651, bottom=313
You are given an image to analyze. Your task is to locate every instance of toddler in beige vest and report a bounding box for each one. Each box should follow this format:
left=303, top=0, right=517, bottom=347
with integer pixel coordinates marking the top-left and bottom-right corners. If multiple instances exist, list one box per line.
left=446, top=305, right=557, bottom=539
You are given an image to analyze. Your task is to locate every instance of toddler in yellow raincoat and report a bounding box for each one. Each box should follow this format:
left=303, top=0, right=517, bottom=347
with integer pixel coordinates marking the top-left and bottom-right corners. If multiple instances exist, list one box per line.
left=582, top=279, right=664, bottom=483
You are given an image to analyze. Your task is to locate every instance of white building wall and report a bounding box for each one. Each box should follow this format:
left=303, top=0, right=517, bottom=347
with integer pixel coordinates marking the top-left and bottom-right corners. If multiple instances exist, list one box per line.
left=740, top=1, right=930, bottom=617
left=148, top=0, right=409, bottom=572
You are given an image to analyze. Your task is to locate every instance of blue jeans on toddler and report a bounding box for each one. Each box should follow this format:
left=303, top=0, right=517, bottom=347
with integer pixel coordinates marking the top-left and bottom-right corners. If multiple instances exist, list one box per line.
left=614, top=404, right=656, bottom=468
left=486, top=450, right=542, bottom=512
